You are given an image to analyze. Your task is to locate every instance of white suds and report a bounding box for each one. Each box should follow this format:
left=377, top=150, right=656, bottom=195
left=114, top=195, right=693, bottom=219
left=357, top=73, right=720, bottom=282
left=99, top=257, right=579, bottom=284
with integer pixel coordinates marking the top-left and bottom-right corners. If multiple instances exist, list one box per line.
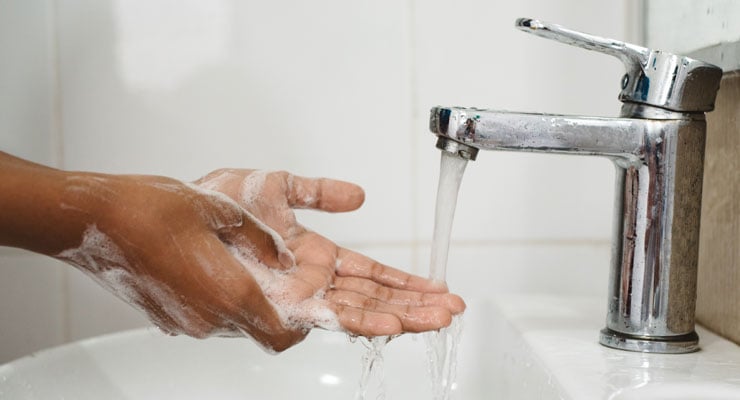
left=239, top=170, right=268, bottom=208
left=184, top=182, right=244, bottom=231
left=195, top=169, right=236, bottom=192
left=56, top=224, right=213, bottom=337
left=229, top=243, right=340, bottom=333
left=240, top=206, right=297, bottom=269
left=57, top=224, right=128, bottom=273
left=56, top=225, right=148, bottom=319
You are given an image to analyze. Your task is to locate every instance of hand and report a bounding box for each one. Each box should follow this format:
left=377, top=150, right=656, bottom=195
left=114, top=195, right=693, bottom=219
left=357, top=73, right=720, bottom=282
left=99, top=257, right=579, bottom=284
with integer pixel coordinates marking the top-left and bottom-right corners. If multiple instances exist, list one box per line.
left=196, top=169, right=465, bottom=336
left=54, top=173, right=307, bottom=351
left=0, top=150, right=464, bottom=352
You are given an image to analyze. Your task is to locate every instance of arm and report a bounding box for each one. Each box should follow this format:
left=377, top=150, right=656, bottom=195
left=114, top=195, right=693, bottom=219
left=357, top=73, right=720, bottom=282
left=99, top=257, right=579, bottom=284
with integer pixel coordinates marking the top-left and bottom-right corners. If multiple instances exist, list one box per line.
left=0, top=152, right=465, bottom=352
left=0, top=151, right=94, bottom=254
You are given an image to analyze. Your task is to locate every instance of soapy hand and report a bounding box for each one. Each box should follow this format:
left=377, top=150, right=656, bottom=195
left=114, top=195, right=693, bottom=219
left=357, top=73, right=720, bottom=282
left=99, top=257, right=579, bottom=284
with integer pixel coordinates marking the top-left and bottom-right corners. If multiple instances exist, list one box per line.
left=62, top=173, right=465, bottom=352
left=55, top=172, right=464, bottom=352
left=0, top=151, right=464, bottom=352
left=195, top=169, right=466, bottom=340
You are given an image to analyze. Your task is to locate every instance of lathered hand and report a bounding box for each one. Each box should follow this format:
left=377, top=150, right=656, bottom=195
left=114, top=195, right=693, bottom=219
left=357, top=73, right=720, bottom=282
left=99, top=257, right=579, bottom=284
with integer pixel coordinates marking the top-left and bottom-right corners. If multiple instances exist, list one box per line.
left=0, top=152, right=464, bottom=352
left=196, top=169, right=466, bottom=338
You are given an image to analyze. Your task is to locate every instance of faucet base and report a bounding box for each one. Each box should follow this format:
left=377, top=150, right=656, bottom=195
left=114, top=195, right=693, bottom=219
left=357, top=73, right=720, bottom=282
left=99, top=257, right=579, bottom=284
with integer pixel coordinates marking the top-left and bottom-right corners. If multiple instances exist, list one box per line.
left=599, top=328, right=700, bottom=354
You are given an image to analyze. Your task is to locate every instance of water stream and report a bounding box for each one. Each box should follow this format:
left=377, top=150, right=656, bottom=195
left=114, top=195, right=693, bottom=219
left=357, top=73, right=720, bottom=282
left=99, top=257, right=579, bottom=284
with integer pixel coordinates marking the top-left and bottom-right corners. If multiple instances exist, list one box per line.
left=355, top=336, right=390, bottom=400
left=429, top=151, right=469, bottom=282
left=424, top=151, right=468, bottom=400
left=355, top=150, right=468, bottom=400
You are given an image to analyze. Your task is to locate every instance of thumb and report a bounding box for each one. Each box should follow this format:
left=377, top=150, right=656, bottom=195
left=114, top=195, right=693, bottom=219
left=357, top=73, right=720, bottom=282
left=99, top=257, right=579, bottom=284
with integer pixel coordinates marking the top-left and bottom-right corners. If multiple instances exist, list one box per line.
left=219, top=211, right=295, bottom=270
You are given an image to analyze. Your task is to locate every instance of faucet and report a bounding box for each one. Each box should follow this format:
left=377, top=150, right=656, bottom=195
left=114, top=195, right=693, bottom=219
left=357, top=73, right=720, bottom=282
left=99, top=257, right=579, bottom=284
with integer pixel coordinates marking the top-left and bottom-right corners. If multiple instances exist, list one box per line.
left=430, top=18, right=723, bottom=354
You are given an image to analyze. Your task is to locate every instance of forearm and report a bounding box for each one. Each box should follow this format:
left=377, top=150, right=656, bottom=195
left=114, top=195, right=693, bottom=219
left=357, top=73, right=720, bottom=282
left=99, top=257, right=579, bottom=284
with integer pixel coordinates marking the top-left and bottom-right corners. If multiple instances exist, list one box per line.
left=0, top=151, right=101, bottom=255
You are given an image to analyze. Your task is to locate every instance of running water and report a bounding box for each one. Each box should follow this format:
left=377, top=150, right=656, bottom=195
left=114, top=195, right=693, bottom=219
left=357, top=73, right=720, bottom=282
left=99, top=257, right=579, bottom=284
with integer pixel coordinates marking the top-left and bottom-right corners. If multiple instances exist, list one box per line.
left=355, top=336, right=391, bottom=400
left=354, top=151, right=468, bottom=400
left=429, top=151, right=469, bottom=282
left=424, top=315, right=463, bottom=399
left=425, top=150, right=469, bottom=400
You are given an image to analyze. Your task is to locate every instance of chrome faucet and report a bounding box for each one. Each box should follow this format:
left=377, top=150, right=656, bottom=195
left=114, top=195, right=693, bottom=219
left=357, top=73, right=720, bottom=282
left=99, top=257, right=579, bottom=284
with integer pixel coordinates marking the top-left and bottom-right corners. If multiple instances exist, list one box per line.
left=430, top=18, right=723, bottom=353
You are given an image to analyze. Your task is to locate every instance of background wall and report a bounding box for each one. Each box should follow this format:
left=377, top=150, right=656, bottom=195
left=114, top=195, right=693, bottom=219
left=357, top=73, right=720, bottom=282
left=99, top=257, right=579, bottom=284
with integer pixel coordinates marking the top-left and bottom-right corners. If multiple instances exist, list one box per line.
left=645, top=0, right=740, bottom=345
left=0, top=0, right=628, bottom=363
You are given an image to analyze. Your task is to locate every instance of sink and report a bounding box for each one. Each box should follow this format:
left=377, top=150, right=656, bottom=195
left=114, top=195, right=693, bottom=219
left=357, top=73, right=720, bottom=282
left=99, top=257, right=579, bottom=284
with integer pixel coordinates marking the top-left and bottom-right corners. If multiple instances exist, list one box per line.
left=2, top=295, right=739, bottom=399
left=0, top=301, right=493, bottom=400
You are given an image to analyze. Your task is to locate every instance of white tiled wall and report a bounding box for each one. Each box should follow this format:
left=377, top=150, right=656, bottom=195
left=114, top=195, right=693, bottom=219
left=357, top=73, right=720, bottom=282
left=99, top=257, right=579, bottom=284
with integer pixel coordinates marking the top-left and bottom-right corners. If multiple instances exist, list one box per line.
left=0, top=0, right=66, bottom=363
left=646, top=0, right=740, bottom=54
left=1, top=0, right=626, bottom=363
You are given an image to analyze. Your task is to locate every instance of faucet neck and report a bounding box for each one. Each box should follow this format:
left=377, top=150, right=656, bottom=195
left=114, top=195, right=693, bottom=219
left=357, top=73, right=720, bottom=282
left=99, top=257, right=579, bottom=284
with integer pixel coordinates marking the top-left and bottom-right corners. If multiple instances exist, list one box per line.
left=620, top=102, right=705, bottom=121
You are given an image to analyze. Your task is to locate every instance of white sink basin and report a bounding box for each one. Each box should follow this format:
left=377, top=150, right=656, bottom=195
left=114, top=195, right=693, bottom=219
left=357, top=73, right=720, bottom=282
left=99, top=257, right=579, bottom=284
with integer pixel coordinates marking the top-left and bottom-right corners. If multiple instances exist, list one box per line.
left=2, top=295, right=739, bottom=399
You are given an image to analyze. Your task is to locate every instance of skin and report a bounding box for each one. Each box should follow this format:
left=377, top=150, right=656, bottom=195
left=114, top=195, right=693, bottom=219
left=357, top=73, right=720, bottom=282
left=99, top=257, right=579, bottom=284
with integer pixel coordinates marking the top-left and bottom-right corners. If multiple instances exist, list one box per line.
left=0, top=152, right=465, bottom=352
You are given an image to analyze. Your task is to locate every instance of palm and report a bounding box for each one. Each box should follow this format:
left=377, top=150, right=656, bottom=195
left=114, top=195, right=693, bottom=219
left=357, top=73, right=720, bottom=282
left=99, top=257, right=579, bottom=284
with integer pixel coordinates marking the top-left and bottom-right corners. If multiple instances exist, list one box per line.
left=197, top=169, right=465, bottom=336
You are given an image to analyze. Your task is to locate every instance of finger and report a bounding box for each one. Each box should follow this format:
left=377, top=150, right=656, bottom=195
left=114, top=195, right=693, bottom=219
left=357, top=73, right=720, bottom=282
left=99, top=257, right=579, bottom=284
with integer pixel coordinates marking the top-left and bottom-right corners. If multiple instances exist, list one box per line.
left=286, top=174, right=365, bottom=212
left=330, top=303, right=402, bottom=337
left=219, top=211, right=294, bottom=270
left=336, top=249, right=448, bottom=293
left=286, top=230, right=337, bottom=273
left=192, top=168, right=242, bottom=191
left=334, top=276, right=466, bottom=314
left=187, top=235, right=306, bottom=351
left=188, top=183, right=244, bottom=231
left=326, top=290, right=453, bottom=333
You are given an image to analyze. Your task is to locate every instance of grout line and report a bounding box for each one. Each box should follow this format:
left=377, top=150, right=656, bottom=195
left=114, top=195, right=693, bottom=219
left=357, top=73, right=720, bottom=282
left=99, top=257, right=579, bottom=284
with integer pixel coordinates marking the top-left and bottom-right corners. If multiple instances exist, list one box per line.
left=48, top=0, right=71, bottom=343
left=340, top=238, right=611, bottom=249
left=406, top=0, right=421, bottom=275
left=49, top=0, right=65, bottom=171
left=625, top=0, right=646, bottom=45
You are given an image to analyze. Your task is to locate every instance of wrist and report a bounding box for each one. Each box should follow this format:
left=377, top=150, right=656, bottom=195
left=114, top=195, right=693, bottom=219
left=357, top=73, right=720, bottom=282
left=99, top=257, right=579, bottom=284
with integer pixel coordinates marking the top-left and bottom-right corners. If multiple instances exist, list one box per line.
left=0, top=160, right=114, bottom=255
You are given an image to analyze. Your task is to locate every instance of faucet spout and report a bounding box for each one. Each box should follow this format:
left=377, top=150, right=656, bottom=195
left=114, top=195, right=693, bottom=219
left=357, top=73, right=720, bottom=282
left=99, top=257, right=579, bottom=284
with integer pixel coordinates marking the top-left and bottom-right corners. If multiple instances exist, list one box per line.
left=430, top=105, right=708, bottom=353
left=430, top=107, right=667, bottom=164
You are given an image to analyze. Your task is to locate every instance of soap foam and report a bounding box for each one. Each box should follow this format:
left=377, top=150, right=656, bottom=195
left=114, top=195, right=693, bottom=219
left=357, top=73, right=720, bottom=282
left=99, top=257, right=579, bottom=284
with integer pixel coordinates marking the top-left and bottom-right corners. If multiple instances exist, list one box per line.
left=184, top=182, right=244, bottom=231
left=194, top=169, right=237, bottom=192
left=229, top=243, right=340, bottom=334
left=56, top=224, right=212, bottom=337
left=58, top=176, right=340, bottom=349
left=286, top=174, right=317, bottom=208
left=57, top=224, right=128, bottom=273
left=243, top=210, right=297, bottom=269
left=195, top=171, right=297, bottom=267
left=239, top=170, right=268, bottom=209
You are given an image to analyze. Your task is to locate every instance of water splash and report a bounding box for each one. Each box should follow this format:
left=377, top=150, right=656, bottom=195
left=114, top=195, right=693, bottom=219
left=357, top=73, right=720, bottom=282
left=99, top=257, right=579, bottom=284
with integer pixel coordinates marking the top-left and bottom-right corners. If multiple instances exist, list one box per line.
left=424, top=315, right=464, bottom=400
left=355, top=336, right=391, bottom=400
left=353, top=151, right=469, bottom=400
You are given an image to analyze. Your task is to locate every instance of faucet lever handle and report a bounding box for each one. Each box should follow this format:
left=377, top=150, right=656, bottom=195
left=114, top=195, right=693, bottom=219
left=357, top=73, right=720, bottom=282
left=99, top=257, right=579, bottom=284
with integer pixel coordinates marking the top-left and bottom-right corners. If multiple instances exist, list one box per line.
left=516, top=18, right=648, bottom=68
left=515, top=18, right=723, bottom=113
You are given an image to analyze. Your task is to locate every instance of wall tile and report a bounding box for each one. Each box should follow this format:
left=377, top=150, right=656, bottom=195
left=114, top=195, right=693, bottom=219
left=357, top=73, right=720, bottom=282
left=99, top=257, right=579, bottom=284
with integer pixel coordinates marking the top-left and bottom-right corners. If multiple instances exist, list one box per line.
left=0, top=0, right=63, bottom=364
left=646, top=0, right=740, bottom=54
left=0, top=251, right=66, bottom=364
left=0, top=0, right=57, bottom=166
left=38, top=0, right=629, bottom=346
left=415, top=241, right=611, bottom=300
left=413, top=0, right=625, bottom=243
left=56, top=0, right=413, bottom=243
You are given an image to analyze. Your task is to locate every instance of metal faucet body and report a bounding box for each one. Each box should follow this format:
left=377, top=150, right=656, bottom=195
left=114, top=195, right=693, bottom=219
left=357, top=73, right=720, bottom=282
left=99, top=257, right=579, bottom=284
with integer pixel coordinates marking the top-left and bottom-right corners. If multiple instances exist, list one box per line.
left=431, top=19, right=722, bottom=353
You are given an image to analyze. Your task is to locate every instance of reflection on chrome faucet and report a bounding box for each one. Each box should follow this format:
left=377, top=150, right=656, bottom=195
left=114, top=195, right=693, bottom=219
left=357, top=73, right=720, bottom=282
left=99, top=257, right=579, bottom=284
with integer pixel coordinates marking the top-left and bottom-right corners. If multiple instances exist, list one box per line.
left=430, top=18, right=723, bottom=353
